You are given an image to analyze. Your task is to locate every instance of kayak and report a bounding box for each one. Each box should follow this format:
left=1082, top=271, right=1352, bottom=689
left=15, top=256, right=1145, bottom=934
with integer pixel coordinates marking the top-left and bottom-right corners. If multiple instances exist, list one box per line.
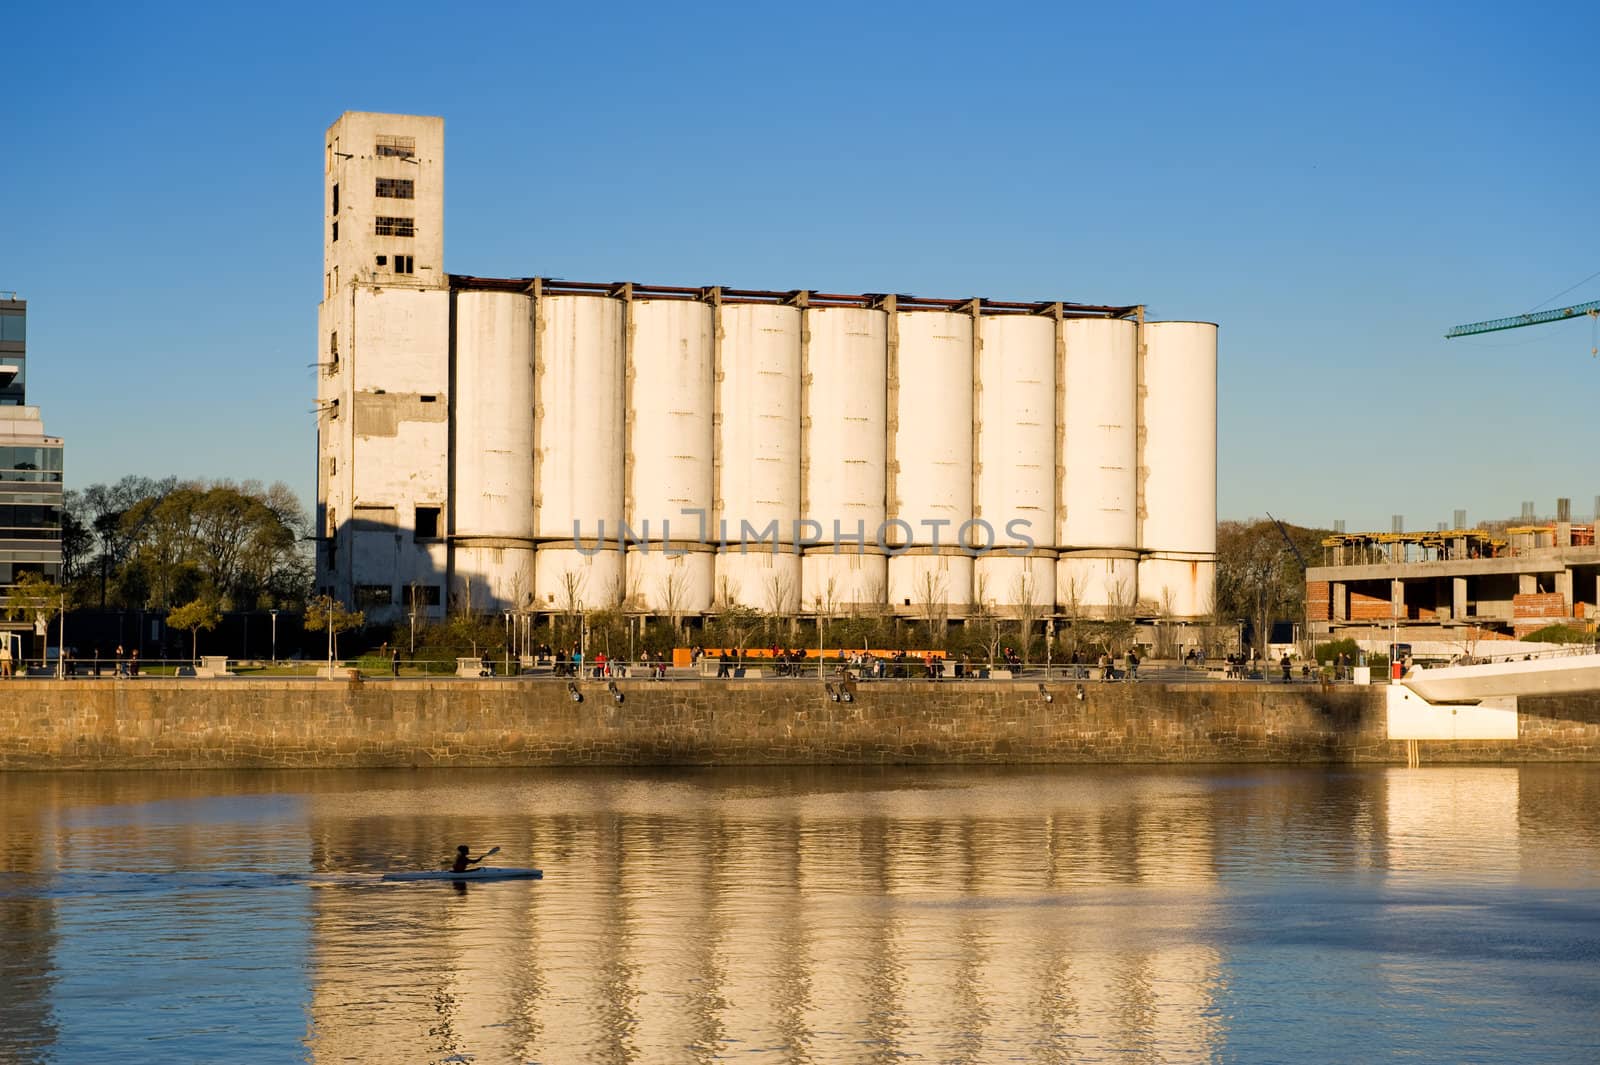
left=382, top=867, right=543, bottom=882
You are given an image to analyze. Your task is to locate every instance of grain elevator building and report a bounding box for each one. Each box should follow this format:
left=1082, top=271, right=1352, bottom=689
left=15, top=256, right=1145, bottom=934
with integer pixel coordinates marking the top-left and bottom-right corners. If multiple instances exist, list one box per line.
left=315, top=112, right=1218, bottom=628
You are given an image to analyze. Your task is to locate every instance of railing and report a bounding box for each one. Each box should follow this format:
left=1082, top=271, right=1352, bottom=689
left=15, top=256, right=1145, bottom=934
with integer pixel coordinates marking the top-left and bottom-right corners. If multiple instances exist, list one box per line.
left=0, top=656, right=1356, bottom=684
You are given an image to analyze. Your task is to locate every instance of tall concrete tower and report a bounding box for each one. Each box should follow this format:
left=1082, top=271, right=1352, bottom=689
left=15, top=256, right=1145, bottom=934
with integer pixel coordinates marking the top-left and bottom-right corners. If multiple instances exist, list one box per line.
left=316, top=112, right=450, bottom=617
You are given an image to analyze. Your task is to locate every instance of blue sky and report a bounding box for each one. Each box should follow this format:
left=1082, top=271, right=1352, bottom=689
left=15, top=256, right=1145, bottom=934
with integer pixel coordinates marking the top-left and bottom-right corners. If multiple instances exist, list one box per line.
left=4, top=0, right=1597, bottom=532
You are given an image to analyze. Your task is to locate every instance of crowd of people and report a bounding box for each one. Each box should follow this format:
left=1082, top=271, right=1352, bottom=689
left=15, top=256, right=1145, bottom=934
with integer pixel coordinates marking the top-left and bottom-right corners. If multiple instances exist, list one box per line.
left=547, top=645, right=669, bottom=679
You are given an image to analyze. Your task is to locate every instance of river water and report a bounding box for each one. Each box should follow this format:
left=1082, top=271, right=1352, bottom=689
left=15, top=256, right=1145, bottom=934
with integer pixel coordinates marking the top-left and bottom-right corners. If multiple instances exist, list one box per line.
left=2, top=765, right=1598, bottom=1064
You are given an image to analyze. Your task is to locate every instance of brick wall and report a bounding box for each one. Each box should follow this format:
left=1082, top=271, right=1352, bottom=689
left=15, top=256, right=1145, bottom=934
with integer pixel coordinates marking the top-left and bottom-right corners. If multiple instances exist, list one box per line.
left=1306, top=581, right=1331, bottom=621
left=1349, top=591, right=1393, bottom=621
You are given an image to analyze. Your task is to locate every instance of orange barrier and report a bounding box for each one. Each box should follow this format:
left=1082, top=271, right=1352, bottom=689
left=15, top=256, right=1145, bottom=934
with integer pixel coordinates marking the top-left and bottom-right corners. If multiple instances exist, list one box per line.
left=678, top=647, right=953, bottom=664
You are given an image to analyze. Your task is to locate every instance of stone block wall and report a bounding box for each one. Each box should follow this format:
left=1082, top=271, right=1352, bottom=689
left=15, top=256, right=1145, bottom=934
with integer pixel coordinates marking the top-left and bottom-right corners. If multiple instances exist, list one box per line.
left=0, top=678, right=1597, bottom=770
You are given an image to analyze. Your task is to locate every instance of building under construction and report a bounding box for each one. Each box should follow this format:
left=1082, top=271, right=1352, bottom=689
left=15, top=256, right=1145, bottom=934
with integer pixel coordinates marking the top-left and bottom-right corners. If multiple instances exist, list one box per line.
left=1307, top=500, right=1600, bottom=650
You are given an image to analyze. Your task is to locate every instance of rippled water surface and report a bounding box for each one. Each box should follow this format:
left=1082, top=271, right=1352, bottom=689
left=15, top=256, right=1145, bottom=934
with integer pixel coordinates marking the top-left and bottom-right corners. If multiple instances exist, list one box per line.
left=3, top=765, right=1599, bottom=1063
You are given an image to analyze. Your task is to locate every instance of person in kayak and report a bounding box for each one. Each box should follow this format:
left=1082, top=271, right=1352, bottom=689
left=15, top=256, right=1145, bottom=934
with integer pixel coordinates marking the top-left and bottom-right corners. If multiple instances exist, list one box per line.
left=452, top=845, right=494, bottom=873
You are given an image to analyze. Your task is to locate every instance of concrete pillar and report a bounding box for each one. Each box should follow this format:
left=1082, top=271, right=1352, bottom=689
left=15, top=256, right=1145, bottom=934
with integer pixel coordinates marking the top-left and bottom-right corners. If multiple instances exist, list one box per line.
left=1519, top=573, right=1537, bottom=595
left=1557, top=569, right=1574, bottom=613
left=1332, top=581, right=1347, bottom=621
left=1391, top=579, right=1406, bottom=621
left=1453, top=577, right=1468, bottom=621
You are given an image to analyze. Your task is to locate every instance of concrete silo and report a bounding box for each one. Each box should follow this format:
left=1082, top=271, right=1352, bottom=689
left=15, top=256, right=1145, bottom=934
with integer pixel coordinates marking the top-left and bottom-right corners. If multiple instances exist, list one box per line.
left=974, top=312, right=1058, bottom=615
left=533, top=292, right=626, bottom=611
left=1138, top=321, right=1218, bottom=618
left=626, top=296, right=715, bottom=615
left=887, top=305, right=974, bottom=616
left=801, top=304, right=888, bottom=611
left=1058, top=317, right=1139, bottom=616
left=714, top=300, right=803, bottom=612
left=451, top=290, right=536, bottom=612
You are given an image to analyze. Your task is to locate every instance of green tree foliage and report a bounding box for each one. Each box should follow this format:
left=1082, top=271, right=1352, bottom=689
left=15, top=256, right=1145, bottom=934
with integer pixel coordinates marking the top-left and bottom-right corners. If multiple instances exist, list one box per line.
left=409, top=611, right=510, bottom=662
left=64, top=478, right=311, bottom=611
left=3, top=571, right=66, bottom=659
left=1214, top=519, right=1333, bottom=656
left=304, top=596, right=365, bottom=659
left=1314, top=637, right=1363, bottom=665
left=1519, top=624, right=1591, bottom=644
left=4, top=570, right=65, bottom=625
left=166, top=597, right=223, bottom=659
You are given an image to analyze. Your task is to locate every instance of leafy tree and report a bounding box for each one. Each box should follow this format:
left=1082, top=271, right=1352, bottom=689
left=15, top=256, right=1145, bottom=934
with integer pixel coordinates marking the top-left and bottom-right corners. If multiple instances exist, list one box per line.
left=1314, top=637, right=1364, bottom=665
left=304, top=596, right=365, bottom=659
left=704, top=605, right=764, bottom=664
left=3, top=571, right=67, bottom=660
left=1215, top=519, right=1333, bottom=656
left=65, top=478, right=311, bottom=611
left=167, top=597, right=223, bottom=660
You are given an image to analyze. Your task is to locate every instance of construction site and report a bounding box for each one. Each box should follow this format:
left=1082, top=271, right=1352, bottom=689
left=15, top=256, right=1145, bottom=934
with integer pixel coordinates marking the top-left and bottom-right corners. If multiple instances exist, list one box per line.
left=1307, top=499, right=1600, bottom=654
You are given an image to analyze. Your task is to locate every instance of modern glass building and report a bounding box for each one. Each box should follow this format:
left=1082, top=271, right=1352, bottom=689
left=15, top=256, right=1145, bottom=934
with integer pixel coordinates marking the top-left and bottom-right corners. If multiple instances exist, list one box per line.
left=0, top=295, right=24, bottom=406
left=0, top=295, right=64, bottom=660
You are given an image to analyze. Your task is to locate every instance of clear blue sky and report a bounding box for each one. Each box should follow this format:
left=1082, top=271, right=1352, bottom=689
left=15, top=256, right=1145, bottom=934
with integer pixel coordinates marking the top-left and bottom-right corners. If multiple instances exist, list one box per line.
left=5, top=0, right=1597, bottom=532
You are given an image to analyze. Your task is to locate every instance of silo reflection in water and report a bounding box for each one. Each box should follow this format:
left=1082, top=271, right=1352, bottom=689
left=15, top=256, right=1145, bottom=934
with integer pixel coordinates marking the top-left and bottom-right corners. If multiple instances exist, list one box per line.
left=4, top=767, right=1600, bottom=1064
left=294, top=770, right=1233, bottom=1063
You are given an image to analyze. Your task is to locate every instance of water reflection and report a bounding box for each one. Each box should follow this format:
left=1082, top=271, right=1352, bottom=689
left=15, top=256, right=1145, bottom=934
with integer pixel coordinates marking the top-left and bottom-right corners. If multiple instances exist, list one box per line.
left=3, top=766, right=1599, bottom=1064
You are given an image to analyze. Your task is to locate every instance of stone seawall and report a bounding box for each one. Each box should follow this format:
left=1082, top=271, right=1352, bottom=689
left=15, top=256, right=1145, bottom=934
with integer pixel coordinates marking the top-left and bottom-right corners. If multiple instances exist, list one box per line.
left=1, top=678, right=1598, bottom=770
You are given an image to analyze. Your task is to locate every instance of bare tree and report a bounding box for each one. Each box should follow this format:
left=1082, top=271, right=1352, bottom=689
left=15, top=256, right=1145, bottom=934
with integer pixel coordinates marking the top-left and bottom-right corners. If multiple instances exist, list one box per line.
left=657, top=565, right=690, bottom=639
left=1058, top=570, right=1085, bottom=660
left=714, top=574, right=742, bottom=610
left=815, top=574, right=840, bottom=620
left=1106, top=575, right=1135, bottom=623
left=603, top=560, right=636, bottom=611
left=764, top=569, right=795, bottom=618
left=914, top=567, right=949, bottom=647
left=970, top=573, right=1003, bottom=668
left=557, top=568, right=587, bottom=619
left=1010, top=571, right=1043, bottom=665
left=1152, top=586, right=1180, bottom=659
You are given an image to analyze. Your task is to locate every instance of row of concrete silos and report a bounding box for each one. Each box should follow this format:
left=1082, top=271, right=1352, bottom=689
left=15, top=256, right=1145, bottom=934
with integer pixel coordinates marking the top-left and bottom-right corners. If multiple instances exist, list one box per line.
left=447, top=283, right=1216, bottom=619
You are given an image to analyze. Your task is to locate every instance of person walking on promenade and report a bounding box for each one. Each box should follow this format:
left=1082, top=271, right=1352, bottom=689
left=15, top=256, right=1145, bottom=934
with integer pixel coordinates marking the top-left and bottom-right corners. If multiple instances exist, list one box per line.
left=1281, top=653, right=1292, bottom=683
left=391, top=647, right=400, bottom=677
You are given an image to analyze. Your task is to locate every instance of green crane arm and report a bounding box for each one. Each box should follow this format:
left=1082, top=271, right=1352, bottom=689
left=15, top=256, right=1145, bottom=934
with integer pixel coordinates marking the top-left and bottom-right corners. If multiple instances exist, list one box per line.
left=1445, top=299, right=1600, bottom=338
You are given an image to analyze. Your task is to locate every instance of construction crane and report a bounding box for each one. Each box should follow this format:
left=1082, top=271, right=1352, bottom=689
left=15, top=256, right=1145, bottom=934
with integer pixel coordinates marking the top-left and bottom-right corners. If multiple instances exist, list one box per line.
left=1446, top=298, right=1600, bottom=339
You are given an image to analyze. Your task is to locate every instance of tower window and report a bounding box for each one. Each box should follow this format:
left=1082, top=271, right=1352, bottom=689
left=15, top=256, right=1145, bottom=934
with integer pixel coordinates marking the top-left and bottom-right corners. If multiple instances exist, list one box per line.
left=375, top=217, right=414, bottom=237
left=376, top=255, right=387, bottom=266
left=415, top=506, right=440, bottom=540
left=375, top=177, right=414, bottom=199
left=376, top=134, right=415, bottom=158
left=331, top=221, right=338, bottom=242
left=332, top=183, right=339, bottom=214
left=394, top=255, right=414, bottom=274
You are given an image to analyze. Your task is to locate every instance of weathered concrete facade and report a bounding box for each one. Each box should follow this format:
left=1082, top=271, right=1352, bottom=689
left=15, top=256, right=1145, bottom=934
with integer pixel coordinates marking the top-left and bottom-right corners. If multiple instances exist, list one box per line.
left=2, top=680, right=1598, bottom=770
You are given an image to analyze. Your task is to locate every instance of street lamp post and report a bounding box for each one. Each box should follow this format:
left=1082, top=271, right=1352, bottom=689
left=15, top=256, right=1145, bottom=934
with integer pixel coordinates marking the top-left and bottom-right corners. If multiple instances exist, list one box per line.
left=324, top=595, right=334, bottom=679
left=270, top=609, right=279, bottom=664
left=503, top=610, right=511, bottom=677
left=408, top=584, right=418, bottom=654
